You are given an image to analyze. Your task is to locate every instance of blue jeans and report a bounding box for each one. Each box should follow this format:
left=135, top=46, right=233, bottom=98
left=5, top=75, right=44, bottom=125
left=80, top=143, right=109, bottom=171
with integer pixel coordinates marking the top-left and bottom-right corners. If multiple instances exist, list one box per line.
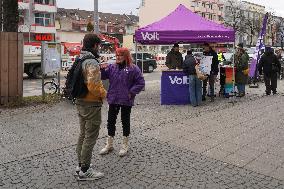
left=188, top=75, right=202, bottom=106
left=236, top=84, right=245, bottom=94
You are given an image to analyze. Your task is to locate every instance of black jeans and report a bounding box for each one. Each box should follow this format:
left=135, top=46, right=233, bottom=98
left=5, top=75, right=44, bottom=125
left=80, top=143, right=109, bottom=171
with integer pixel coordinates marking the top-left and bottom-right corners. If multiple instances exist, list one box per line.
left=203, top=75, right=217, bottom=97
left=107, top=104, right=132, bottom=137
left=264, top=73, right=278, bottom=94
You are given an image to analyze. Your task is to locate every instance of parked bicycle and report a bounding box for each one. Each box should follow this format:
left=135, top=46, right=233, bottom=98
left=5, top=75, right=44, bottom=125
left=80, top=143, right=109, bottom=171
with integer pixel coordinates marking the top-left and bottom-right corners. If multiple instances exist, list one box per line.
left=43, top=77, right=59, bottom=94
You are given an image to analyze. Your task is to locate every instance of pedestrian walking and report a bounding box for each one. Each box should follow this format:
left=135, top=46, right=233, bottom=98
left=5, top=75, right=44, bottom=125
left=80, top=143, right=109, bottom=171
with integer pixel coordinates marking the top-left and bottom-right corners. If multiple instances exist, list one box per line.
left=182, top=50, right=202, bottom=107
left=99, top=47, right=145, bottom=157
left=74, top=34, right=107, bottom=180
left=234, top=43, right=249, bottom=97
left=259, top=46, right=281, bottom=95
left=202, top=43, right=219, bottom=102
left=165, top=43, right=183, bottom=70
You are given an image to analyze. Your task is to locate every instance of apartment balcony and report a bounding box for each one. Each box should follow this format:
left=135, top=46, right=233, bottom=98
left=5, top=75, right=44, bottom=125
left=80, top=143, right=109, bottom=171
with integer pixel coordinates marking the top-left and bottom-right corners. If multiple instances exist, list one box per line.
left=196, top=6, right=207, bottom=13
left=33, top=3, right=57, bottom=13
left=211, top=0, right=221, bottom=4
left=218, top=11, right=224, bottom=16
left=217, top=0, right=224, bottom=5
left=18, top=24, right=30, bottom=33
left=193, top=6, right=201, bottom=12
left=31, top=24, right=56, bottom=33
left=18, top=0, right=30, bottom=10
left=206, top=8, right=214, bottom=14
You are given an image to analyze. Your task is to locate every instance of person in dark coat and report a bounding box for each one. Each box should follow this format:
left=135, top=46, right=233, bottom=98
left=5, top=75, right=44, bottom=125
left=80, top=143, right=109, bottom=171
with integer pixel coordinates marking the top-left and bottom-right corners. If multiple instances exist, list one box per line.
left=259, top=46, right=281, bottom=95
left=99, top=47, right=145, bottom=157
left=165, top=43, right=183, bottom=70
left=183, top=50, right=202, bottom=107
left=202, top=43, right=219, bottom=102
left=234, top=43, right=249, bottom=97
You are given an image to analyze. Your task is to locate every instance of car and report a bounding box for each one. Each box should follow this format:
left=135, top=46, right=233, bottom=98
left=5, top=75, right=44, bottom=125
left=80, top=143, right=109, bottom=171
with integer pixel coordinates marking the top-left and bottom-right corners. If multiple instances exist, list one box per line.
left=131, top=52, right=157, bottom=73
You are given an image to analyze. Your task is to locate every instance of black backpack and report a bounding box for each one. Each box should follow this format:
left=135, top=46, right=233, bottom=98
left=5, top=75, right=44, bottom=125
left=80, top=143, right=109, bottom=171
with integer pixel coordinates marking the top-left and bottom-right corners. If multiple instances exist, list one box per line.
left=63, top=55, right=96, bottom=102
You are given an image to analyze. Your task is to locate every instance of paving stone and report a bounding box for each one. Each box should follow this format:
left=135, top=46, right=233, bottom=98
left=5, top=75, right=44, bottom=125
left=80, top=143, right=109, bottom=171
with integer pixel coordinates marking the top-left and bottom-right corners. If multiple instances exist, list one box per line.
left=1, top=78, right=284, bottom=188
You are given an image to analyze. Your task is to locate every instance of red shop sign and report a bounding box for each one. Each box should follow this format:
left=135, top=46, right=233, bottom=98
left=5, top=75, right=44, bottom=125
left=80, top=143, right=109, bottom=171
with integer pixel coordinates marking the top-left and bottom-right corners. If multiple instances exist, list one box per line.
left=35, top=34, right=53, bottom=41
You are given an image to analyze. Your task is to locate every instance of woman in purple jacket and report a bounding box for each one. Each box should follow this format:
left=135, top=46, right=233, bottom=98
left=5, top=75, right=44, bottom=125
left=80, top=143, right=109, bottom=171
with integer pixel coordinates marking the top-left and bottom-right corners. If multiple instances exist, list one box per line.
left=99, top=48, right=145, bottom=156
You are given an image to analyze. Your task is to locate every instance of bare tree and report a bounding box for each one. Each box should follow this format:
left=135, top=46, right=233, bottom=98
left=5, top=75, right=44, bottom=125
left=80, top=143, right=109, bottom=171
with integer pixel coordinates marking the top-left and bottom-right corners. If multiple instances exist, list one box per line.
left=279, top=29, right=284, bottom=49
left=244, top=16, right=262, bottom=47
left=275, top=20, right=284, bottom=49
left=266, top=11, right=277, bottom=46
left=223, top=0, right=246, bottom=35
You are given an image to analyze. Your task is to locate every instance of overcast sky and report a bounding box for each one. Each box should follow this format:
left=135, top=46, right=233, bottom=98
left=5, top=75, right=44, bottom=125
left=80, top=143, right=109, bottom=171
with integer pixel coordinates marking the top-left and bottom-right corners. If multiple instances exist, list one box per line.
left=57, top=0, right=284, bottom=17
left=57, top=0, right=141, bottom=15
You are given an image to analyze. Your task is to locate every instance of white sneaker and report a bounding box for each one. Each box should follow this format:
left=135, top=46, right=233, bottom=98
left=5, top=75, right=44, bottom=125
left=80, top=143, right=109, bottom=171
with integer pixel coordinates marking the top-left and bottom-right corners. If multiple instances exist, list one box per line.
left=119, top=136, right=129, bottom=157
left=75, top=164, right=93, bottom=176
left=99, top=136, right=114, bottom=155
left=77, top=168, right=104, bottom=181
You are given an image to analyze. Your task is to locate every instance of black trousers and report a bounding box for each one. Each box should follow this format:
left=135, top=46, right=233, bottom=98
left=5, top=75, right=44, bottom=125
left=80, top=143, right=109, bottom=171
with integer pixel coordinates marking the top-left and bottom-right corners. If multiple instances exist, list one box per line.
left=107, top=104, right=132, bottom=137
left=203, top=75, right=217, bottom=97
left=264, top=73, right=278, bottom=94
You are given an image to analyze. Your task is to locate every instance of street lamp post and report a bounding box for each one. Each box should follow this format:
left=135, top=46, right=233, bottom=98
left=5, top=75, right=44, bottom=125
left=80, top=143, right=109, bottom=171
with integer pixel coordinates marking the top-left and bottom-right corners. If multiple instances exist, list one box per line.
left=28, top=0, right=32, bottom=42
left=94, top=0, right=99, bottom=34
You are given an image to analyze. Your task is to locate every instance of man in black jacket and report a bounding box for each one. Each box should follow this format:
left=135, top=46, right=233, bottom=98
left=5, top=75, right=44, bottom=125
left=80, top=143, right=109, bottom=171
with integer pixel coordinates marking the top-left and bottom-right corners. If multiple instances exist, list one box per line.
left=182, top=50, right=202, bottom=107
left=202, top=43, right=219, bottom=102
left=259, top=46, right=281, bottom=95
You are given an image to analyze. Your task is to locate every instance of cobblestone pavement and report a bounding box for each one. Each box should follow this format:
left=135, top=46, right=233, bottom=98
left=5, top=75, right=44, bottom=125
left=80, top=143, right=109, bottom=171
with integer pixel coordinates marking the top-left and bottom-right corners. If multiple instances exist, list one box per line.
left=0, top=137, right=283, bottom=189
left=1, top=72, right=284, bottom=188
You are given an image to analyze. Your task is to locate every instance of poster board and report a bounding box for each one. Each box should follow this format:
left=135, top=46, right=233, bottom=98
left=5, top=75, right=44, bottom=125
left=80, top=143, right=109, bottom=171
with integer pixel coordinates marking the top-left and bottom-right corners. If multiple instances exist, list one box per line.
left=199, top=56, right=212, bottom=75
left=42, top=42, right=61, bottom=74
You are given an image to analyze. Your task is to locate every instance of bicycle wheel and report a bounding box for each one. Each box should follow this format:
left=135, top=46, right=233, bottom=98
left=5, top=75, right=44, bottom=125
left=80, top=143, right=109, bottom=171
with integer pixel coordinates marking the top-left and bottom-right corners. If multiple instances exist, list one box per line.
left=43, top=82, right=58, bottom=94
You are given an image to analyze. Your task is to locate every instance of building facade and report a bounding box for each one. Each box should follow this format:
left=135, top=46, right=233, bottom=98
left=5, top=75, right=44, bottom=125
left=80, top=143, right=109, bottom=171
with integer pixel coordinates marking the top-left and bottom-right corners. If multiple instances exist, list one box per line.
left=223, top=0, right=282, bottom=47
left=55, top=8, right=139, bottom=50
left=55, top=8, right=138, bottom=44
left=139, top=0, right=225, bottom=27
left=18, top=0, right=57, bottom=43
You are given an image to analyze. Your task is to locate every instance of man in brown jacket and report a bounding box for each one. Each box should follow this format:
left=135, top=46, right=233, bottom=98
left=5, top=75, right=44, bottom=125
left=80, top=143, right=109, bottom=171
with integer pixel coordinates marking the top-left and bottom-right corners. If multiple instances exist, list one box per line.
left=165, top=43, right=183, bottom=70
left=75, top=34, right=107, bottom=181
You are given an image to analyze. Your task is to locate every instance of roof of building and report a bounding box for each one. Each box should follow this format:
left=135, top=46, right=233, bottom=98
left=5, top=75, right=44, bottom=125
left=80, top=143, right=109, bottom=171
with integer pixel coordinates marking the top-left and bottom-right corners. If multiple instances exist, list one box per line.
left=56, top=8, right=139, bottom=25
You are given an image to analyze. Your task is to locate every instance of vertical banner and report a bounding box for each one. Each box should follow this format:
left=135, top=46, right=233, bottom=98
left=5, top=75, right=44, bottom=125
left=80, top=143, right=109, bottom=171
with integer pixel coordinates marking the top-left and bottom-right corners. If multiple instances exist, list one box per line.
left=249, top=13, right=268, bottom=77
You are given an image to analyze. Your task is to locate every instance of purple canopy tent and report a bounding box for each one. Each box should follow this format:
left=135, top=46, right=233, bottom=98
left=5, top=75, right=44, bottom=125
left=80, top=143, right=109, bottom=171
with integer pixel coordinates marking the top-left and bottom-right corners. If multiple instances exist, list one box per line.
left=135, top=4, right=235, bottom=44
left=134, top=4, right=237, bottom=103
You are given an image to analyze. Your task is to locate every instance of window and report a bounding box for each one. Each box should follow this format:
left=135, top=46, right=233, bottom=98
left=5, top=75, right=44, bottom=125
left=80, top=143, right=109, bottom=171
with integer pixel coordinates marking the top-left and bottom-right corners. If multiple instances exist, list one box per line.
left=209, top=14, right=213, bottom=20
left=202, top=13, right=205, bottom=18
left=34, top=13, right=53, bottom=26
left=202, top=3, right=205, bottom=7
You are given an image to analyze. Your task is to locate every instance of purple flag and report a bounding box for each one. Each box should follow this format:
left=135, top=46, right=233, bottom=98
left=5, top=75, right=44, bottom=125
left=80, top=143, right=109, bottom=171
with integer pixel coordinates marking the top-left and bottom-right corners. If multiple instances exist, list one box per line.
left=249, top=13, right=269, bottom=77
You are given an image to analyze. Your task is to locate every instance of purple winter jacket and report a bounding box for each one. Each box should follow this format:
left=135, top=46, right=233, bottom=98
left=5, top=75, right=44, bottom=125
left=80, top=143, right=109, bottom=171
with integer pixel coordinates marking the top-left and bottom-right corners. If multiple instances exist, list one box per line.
left=101, top=64, right=145, bottom=106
